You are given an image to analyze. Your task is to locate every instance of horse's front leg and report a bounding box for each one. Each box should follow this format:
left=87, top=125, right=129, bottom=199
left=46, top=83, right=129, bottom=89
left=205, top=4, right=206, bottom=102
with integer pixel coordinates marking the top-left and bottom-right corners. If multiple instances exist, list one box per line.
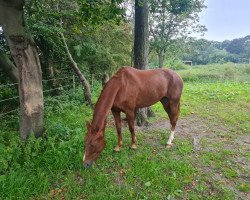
left=126, top=110, right=137, bottom=149
left=112, top=109, right=122, bottom=152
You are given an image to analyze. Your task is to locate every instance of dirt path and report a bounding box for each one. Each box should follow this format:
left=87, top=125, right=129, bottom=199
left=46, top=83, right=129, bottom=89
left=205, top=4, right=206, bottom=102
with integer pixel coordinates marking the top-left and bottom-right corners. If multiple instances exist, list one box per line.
left=138, top=115, right=250, bottom=199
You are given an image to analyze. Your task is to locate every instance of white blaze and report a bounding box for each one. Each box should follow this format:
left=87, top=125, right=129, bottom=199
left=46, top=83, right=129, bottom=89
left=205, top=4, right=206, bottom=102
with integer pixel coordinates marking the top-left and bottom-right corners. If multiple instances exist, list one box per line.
left=167, top=131, right=175, bottom=145
left=83, top=153, right=86, bottom=162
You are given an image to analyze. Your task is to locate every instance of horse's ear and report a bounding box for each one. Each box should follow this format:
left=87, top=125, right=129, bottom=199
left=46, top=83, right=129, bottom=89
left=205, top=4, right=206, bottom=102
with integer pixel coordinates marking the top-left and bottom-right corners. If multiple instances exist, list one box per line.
left=86, top=121, right=91, bottom=130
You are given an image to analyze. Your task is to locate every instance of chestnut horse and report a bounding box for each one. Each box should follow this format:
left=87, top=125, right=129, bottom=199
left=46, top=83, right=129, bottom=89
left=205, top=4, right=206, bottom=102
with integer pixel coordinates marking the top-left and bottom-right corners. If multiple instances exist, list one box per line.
left=83, top=66, right=183, bottom=167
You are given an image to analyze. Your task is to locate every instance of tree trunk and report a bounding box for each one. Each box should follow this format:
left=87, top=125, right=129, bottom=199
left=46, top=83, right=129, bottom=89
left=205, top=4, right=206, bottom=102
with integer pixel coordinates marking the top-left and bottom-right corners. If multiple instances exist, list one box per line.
left=0, top=0, right=44, bottom=139
left=134, top=0, right=149, bottom=69
left=0, top=48, right=19, bottom=83
left=60, top=32, right=93, bottom=108
left=102, top=73, right=109, bottom=88
left=134, top=0, right=152, bottom=126
left=46, top=60, right=60, bottom=96
left=158, top=50, right=165, bottom=68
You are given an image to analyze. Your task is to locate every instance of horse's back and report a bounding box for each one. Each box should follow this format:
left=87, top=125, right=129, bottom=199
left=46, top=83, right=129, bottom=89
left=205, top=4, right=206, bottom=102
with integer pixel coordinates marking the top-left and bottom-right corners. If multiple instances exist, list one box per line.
left=117, top=66, right=183, bottom=92
left=111, top=67, right=183, bottom=109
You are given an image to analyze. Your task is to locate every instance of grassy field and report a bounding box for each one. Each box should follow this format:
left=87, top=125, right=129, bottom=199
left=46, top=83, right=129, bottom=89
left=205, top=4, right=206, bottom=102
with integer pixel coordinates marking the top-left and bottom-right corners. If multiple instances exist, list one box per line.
left=0, top=63, right=249, bottom=199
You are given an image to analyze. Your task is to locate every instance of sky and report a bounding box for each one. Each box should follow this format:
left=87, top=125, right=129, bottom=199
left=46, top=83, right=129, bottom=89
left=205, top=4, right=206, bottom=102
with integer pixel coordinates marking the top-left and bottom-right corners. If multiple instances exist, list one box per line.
left=198, top=0, right=250, bottom=41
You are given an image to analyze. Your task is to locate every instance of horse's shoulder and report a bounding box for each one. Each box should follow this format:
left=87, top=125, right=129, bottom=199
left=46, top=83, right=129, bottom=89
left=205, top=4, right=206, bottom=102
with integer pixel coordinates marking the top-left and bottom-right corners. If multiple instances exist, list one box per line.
left=113, top=66, right=130, bottom=76
left=162, top=68, right=183, bottom=86
left=160, top=68, right=176, bottom=77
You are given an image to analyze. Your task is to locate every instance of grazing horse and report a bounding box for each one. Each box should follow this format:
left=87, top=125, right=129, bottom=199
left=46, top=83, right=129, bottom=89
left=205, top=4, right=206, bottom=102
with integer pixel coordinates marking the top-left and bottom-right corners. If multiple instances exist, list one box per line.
left=83, top=66, right=183, bottom=167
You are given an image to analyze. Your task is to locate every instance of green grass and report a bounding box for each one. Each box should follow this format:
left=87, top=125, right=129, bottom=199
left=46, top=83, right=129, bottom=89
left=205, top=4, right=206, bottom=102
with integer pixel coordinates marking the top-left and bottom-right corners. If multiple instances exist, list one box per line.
left=0, top=63, right=249, bottom=199
left=178, top=63, right=250, bottom=82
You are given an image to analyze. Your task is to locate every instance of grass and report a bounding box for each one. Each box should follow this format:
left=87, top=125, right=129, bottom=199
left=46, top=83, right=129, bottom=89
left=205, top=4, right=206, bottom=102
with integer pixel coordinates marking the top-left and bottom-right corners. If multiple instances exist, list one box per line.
left=0, top=63, right=250, bottom=199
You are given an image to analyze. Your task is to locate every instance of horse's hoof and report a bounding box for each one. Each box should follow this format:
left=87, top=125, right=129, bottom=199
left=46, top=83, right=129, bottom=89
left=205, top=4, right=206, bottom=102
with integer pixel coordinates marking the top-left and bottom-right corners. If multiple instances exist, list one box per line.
left=114, top=146, right=120, bottom=152
left=166, top=144, right=173, bottom=149
left=130, top=144, right=137, bottom=149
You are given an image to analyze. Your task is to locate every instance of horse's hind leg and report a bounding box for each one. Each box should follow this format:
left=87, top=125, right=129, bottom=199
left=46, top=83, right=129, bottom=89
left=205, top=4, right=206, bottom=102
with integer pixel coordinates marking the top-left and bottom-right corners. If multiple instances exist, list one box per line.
left=161, top=98, right=180, bottom=148
left=126, top=110, right=137, bottom=149
left=112, top=109, right=122, bottom=152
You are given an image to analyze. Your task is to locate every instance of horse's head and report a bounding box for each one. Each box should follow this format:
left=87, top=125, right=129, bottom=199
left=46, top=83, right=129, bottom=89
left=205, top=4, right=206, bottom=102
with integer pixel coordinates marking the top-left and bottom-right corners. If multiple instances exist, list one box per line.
left=83, top=122, right=106, bottom=168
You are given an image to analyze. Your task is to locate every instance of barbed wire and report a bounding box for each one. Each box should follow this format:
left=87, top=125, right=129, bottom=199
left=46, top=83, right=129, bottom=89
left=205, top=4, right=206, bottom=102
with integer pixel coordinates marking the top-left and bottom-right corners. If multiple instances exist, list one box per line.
left=42, top=77, right=71, bottom=82
left=0, top=76, right=72, bottom=88
left=0, top=96, right=19, bottom=103
left=43, top=84, right=72, bottom=93
left=0, top=83, right=73, bottom=103
left=0, top=108, right=19, bottom=117
left=0, top=82, right=18, bottom=88
left=0, top=83, right=75, bottom=117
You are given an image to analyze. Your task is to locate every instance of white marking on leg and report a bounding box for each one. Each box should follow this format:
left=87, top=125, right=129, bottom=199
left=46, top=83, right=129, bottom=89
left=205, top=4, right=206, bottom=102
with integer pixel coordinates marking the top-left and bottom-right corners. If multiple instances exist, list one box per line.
left=114, top=145, right=120, bottom=152
left=83, top=153, right=86, bottom=162
left=167, top=131, right=175, bottom=145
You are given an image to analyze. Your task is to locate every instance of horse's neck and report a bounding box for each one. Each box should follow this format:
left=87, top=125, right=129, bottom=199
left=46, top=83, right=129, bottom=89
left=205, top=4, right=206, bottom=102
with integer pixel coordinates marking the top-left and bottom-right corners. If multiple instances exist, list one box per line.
left=91, top=81, right=119, bottom=131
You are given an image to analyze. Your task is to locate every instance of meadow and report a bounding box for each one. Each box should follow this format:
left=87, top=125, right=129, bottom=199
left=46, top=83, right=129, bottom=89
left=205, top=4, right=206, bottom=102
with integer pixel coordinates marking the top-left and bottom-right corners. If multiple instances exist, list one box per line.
left=0, top=63, right=249, bottom=199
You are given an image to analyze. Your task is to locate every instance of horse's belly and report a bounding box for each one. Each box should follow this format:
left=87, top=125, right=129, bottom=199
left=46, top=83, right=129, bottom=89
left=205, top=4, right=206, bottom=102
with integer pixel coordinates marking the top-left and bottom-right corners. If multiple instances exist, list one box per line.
left=136, top=92, right=165, bottom=108
left=136, top=98, right=160, bottom=108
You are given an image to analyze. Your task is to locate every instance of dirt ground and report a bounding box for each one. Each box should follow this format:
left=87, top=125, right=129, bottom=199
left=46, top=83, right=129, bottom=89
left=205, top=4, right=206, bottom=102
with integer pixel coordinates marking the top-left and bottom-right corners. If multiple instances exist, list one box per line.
left=138, top=115, right=250, bottom=199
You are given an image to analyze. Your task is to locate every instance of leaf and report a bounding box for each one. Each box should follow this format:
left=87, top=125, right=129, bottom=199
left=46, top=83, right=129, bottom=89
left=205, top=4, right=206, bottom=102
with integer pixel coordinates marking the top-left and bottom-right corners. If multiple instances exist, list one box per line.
left=145, top=181, right=151, bottom=187
left=0, top=175, right=6, bottom=182
left=167, top=194, right=173, bottom=200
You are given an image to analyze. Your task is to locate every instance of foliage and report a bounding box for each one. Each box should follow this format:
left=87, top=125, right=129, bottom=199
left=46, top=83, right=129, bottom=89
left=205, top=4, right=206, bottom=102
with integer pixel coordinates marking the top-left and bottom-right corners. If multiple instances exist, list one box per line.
left=166, top=58, right=191, bottom=70
left=182, top=36, right=250, bottom=65
left=72, top=22, right=133, bottom=78
left=24, top=0, right=128, bottom=79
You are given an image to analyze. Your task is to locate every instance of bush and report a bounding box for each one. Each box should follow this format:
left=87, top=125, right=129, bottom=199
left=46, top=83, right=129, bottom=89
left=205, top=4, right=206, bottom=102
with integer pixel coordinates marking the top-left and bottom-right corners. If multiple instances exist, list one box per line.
left=165, top=59, right=191, bottom=70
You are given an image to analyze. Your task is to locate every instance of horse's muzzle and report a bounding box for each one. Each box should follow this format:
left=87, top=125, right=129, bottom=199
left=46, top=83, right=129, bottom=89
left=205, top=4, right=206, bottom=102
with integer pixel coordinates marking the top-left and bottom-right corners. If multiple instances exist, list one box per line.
left=83, top=161, right=93, bottom=168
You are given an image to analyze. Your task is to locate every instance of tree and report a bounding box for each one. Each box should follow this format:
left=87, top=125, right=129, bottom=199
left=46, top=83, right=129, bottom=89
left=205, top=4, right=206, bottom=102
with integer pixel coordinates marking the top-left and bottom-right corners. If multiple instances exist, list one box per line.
left=149, top=0, right=206, bottom=68
left=0, top=0, right=44, bottom=139
left=134, top=0, right=149, bottom=69
left=133, top=0, right=152, bottom=126
left=60, top=31, right=93, bottom=107
left=244, top=39, right=250, bottom=63
left=0, top=48, right=19, bottom=83
left=0, top=31, right=19, bottom=83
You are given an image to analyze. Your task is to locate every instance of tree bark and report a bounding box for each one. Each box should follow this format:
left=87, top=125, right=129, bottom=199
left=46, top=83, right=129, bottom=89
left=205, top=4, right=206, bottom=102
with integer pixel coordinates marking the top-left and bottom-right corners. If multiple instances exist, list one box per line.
left=158, top=50, right=165, bottom=68
left=0, top=0, right=44, bottom=139
left=0, top=48, right=19, bottom=83
left=134, top=0, right=149, bottom=69
left=60, top=32, right=93, bottom=108
left=134, top=0, right=152, bottom=126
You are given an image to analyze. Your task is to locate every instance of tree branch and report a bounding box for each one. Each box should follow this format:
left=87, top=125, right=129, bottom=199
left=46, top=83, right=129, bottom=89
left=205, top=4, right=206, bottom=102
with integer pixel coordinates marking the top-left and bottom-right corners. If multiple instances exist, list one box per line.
left=0, top=48, right=19, bottom=83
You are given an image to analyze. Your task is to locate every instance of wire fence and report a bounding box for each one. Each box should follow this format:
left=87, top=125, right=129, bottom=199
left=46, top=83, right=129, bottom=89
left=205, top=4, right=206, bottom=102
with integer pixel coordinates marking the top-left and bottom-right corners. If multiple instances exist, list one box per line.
left=0, top=82, right=18, bottom=88
left=0, top=76, right=76, bottom=118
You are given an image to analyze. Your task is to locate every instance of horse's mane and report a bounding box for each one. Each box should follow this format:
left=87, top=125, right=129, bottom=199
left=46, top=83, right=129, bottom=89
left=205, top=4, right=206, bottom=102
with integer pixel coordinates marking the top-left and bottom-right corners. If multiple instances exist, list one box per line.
left=91, top=68, right=126, bottom=131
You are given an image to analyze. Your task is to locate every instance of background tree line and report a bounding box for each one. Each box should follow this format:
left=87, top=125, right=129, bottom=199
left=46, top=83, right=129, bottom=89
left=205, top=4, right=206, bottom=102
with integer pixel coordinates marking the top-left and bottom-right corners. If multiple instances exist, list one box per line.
left=182, top=35, right=250, bottom=65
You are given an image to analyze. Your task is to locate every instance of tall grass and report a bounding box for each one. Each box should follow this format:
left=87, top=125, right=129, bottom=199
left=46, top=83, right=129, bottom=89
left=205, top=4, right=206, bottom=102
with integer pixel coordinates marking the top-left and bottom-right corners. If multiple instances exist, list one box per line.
left=178, top=63, right=250, bottom=82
